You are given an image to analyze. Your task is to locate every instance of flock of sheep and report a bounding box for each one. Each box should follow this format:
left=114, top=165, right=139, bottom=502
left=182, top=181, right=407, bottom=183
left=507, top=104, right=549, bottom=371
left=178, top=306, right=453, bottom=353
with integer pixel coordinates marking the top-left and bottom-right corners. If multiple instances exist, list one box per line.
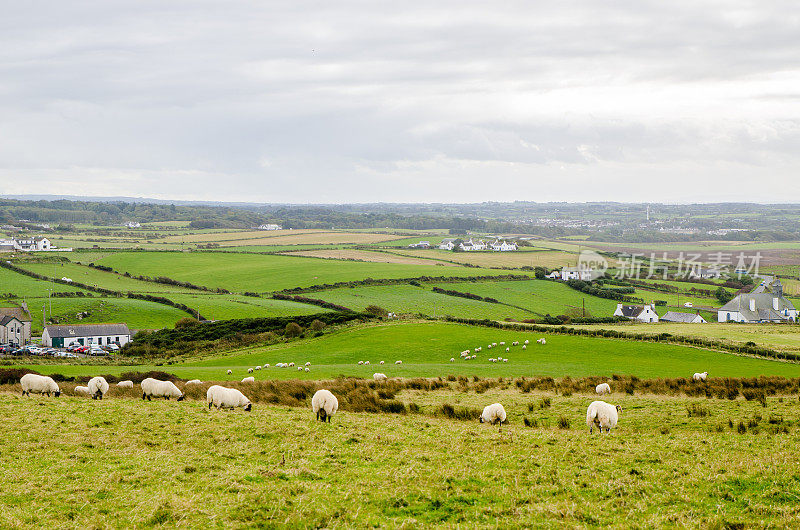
left=452, top=338, right=546, bottom=363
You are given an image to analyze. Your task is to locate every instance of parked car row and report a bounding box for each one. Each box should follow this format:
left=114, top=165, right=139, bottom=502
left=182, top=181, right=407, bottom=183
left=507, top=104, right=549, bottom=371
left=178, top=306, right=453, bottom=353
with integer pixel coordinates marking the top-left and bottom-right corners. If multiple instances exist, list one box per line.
left=0, top=342, right=121, bottom=356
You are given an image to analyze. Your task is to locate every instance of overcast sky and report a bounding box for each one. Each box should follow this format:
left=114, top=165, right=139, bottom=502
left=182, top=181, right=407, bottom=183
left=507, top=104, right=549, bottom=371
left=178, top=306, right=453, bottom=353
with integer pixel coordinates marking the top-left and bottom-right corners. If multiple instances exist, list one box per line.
left=1, top=1, right=799, bottom=203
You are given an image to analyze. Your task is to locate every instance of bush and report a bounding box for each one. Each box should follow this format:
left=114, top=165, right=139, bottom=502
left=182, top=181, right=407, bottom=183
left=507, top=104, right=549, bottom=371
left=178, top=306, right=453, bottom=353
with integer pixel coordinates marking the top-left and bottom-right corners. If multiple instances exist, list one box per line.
left=284, top=322, right=303, bottom=338
left=557, top=416, right=570, bottom=429
left=174, top=317, right=200, bottom=329
left=365, top=305, right=388, bottom=318
left=309, top=319, right=326, bottom=332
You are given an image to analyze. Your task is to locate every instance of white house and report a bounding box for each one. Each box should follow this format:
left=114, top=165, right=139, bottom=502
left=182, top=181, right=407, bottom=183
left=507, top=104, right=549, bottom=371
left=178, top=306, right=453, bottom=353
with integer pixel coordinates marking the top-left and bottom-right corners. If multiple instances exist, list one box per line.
left=661, top=311, right=707, bottom=323
left=258, top=224, right=283, bottom=230
left=545, top=271, right=561, bottom=279
left=489, top=240, right=517, bottom=252
left=42, top=323, right=132, bottom=348
left=459, top=238, right=486, bottom=251
left=688, top=267, right=722, bottom=280
left=560, top=267, right=602, bottom=281
left=717, top=280, right=797, bottom=323
left=125, top=221, right=141, bottom=228
left=408, top=241, right=430, bottom=249
left=0, top=306, right=32, bottom=346
left=614, top=304, right=659, bottom=323
left=439, top=239, right=456, bottom=250
left=3, top=236, right=51, bottom=251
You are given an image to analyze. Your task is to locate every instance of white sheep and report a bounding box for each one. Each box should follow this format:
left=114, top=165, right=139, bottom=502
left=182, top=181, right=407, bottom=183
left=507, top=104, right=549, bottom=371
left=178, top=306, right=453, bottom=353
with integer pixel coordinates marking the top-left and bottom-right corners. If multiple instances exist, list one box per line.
left=305, top=367, right=309, bottom=372
left=537, top=338, right=546, bottom=344
left=395, top=360, right=402, bottom=365
left=487, top=344, right=492, bottom=349
left=74, top=385, right=91, bottom=396
left=305, top=362, right=311, bottom=366
left=141, top=378, right=184, bottom=401
left=479, top=403, right=507, bottom=426
left=264, top=364, right=270, bottom=368
left=380, top=361, right=385, bottom=365
left=505, top=347, right=510, bottom=352
left=512, top=341, right=519, bottom=346
left=207, top=385, right=252, bottom=411
left=522, top=345, right=527, bottom=350
left=288, top=362, right=295, bottom=367
left=241, top=376, right=255, bottom=383
left=116, top=380, right=134, bottom=388
left=595, top=383, right=611, bottom=396
left=693, top=372, right=708, bottom=382
left=492, top=342, right=497, bottom=347
left=248, top=368, right=254, bottom=374
left=227, top=369, right=232, bottom=375
left=312, top=389, right=339, bottom=422
left=358, top=361, right=364, bottom=365
left=373, top=373, right=387, bottom=381
left=186, top=379, right=203, bottom=385
left=364, top=361, right=370, bottom=365
left=524, top=339, right=529, bottom=344
left=450, top=357, right=455, bottom=362
left=500, top=342, right=505, bottom=346
left=87, top=376, right=109, bottom=400
left=297, top=366, right=303, bottom=371
left=255, top=366, right=262, bottom=371
left=20, top=374, right=61, bottom=397
left=587, top=400, right=621, bottom=434
left=502, top=358, right=508, bottom=362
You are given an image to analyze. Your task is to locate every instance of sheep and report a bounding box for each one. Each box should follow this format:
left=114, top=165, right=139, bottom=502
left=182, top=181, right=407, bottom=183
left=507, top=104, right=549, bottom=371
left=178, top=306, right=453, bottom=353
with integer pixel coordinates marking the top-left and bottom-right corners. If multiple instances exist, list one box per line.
left=304, top=367, right=309, bottom=372
left=305, top=362, right=311, bottom=366
left=595, top=383, right=611, bottom=396
left=288, top=362, right=295, bottom=367
left=364, top=361, right=370, bottom=365
left=487, top=344, right=492, bottom=349
left=479, top=403, right=507, bottom=426
left=522, top=345, right=527, bottom=350
left=380, top=360, right=385, bottom=365
left=373, top=373, right=387, bottom=381
left=395, top=360, right=402, bottom=364
left=248, top=368, right=254, bottom=374
left=512, top=341, right=519, bottom=346
left=297, top=366, right=303, bottom=371
left=693, top=372, right=708, bottom=382
left=586, top=400, right=622, bottom=434
left=116, top=380, right=134, bottom=388
left=537, top=338, right=547, bottom=345
left=312, top=389, right=338, bottom=422
left=87, top=376, right=109, bottom=400
left=186, top=379, right=203, bottom=385
left=524, top=339, right=529, bottom=344
left=207, top=385, right=252, bottom=411
left=358, top=361, right=364, bottom=365
left=505, top=347, right=510, bottom=352
left=492, top=342, right=497, bottom=346
left=227, top=370, right=232, bottom=375
left=20, top=374, right=61, bottom=397
left=264, top=364, right=270, bottom=368
left=241, top=376, right=255, bottom=383
left=502, top=358, right=508, bottom=362
left=500, top=342, right=505, bottom=346
left=141, top=378, right=184, bottom=401
left=450, top=357, right=455, bottom=362
left=255, top=366, right=262, bottom=371
left=74, top=385, right=91, bottom=396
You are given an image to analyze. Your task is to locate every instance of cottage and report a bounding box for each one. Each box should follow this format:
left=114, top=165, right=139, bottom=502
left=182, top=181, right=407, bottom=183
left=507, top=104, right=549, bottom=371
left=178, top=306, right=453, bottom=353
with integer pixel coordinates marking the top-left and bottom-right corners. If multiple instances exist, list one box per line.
left=0, top=306, right=32, bottom=346
left=125, top=221, right=141, bottom=228
left=687, top=267, right=722, bottom=280
left=560, top=267, right=602, bottom=281
left=408, top=241, right=431, bottom=249
left=438, top=239, right=456, bottom=251
left=42, top=323, right=132, bottom=348
left=545, top=271, right=561, bottom=279
left=717, top=280, right=797, bottom=323
left=258, top=224, right=283, bottom=230
left=661, top=311, right=706, bottom=323
left=614, top=303, right=659, bottom=323
left=489, top=240, right=518, bottom=252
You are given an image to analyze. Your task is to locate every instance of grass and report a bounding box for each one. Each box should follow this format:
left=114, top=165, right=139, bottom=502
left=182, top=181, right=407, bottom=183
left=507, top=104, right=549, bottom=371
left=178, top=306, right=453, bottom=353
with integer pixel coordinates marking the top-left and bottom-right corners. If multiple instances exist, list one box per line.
left=2, top=386, right=800, bottom=526
left=92, top=252, right=495, bottom=294
left=15, top=321, right=800, bottom=381
left=0, top=266, right=84, bottom=297
left=282, top=249, right=455, bottom=266
left=166, top=293, right=329, bottom=320
left=388, top=248, right=580, bottom=269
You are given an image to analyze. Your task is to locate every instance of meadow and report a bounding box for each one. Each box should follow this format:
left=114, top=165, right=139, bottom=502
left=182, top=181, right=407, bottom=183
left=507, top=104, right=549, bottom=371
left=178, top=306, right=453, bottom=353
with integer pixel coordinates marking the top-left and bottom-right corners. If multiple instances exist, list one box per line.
left=2, top=383, right=800, bottom=527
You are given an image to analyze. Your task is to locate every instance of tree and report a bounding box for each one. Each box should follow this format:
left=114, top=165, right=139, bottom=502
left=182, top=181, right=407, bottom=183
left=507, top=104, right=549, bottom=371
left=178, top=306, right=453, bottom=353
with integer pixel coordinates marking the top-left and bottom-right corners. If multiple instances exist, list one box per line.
left=174, top=317, right=199, bottom=329
left=310, top=319, right=325, bottom=332
left=284, top=322, right=303, bottom=337
left=715, top=287, right=733, bottom=304
left=365, top=305, right=388, bottom=318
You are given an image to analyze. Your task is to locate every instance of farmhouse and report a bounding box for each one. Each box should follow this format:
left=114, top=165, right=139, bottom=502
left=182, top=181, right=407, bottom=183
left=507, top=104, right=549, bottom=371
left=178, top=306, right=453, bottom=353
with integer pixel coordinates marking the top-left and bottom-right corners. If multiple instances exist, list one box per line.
left=661, top=311, right=707, bottom=323
left=717, top=280, right=797, bottom=323
left=42, top=323, right=132, bottom=348
left=614, top=303, right=659, bottom=323
left=438, top=239, right=456, bottom=250
left=459, top=238, right=487, bottom=251
left=408, top=241, right=430, bottom=249
left=125, top=221, right=141, bottom=228
left=258, top=224, right=283, bottom=230
left=489, top=240, right=517, bottom=252
left=545, top=271, right=561, bottom=279
left=0, top=236, right=51, bottom=251
left=688, top=267, right=722, bottom=280
left=0, top=306, right=32, bottom=346
left=560, top=267, right=602, bottom=281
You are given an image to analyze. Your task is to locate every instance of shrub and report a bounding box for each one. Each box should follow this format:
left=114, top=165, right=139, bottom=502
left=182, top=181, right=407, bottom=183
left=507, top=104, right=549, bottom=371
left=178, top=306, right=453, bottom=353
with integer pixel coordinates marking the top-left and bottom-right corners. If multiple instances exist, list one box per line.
left=539, top=397, right=551, bottom=409
left=309, top=319, right=326, bottom=332
left=174, top=317, right=200, bottom=329
left=365, top=305, right=388, bottom=318
left=557, top=416, right=570, bottom=429
left=687, top=403, right=710, bottom=418
left=284, top=322, right=303, bottom=338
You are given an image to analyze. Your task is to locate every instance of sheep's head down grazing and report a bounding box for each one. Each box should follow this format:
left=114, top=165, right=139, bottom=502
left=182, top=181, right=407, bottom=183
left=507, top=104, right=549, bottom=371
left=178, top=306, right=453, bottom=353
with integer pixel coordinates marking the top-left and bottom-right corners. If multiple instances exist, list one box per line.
left=478, top=415, right=484, bottom=423
left=54, top=390, right=61, bottom=398
left=616, top=405, right=622, bottom=413
left=177, top=394, right=185, bottom=401
left=244, top=403, right=252, bottom=412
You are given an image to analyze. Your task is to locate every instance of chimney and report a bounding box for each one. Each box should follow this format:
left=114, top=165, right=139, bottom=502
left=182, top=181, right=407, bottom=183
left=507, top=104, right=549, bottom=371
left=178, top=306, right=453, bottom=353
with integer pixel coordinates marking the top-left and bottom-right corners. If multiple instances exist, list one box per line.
left=749, top=298, right=756, bottom=312
left=773, top=296, right=780, bottom=311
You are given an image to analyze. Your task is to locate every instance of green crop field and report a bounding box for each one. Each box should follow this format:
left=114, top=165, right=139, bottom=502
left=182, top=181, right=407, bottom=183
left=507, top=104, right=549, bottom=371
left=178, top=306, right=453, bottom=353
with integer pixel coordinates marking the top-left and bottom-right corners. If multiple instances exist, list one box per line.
left=166, top=293, right=328, bottom=320
left=16, top=321, right=800, bottom=380
left=92, top=252, right=496, bottom=293
left=2, top=384, right=800, bottom=526
left=309, top=284, right=535, bottom=320
left=0, top=267, right=84, bottom=297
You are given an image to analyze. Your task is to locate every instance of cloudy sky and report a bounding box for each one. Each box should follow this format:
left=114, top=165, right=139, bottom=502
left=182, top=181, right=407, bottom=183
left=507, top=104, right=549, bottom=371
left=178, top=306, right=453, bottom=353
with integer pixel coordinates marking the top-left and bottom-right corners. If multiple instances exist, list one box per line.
left=1, top=1, right=799, bottom=203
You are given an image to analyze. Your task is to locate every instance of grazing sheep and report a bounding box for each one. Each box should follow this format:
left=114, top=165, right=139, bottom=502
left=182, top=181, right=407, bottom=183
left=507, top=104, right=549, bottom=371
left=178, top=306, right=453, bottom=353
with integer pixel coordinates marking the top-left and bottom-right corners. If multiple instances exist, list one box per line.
left=373, top=373, right=387, bottom=381
left=364, top=361, right=370, bottom=365
left=595, top=383, right=611, bottom=396
left=500, top=342, right=505, bottom=346
left=305, top=367, right=309, bottom=372
left=312, top=389, right=339, bottom=422
left=141, top=378, right=184, bottom=401
left=358, top=361, right=364, bottom=365
left=207, top=385, right=252, bottom=411
left=693, top=372, right=708, bottom=382
left=450, top=357, right=455, bottom=362
left=380, top=360, right=385, bottom=365
left=505, top=347, right=510, bottom=352
left=522, top=345, right=526, bottom=350
left=524, top=339, right=529, bottom=344
left=395, top=360, right=402, bottom=364
left=288, top=362, right=295, bottom=367
left=186, top=379, right=203, bottom=385
left=297, top=366, right=303, bottom=371
left=479, top=403, right=507, bottom=426
left=248, top=368, right=254, bottom=374
left=241, top=376, right=255, bottom=383
left=116, top=380, right=134, bottom=388
left=255, top=366, right=262, bottom=371
left=74, top=385, right=91, bottom=396
left=537, top=338, right=547, bottom=345
left=87, top=376, right=109, bottom=400
left=487, top=344, right=492, bottom=349
left=586, top=400, right=622, bottom=434
left=305, top=362, right=311, bottom=366
left=502, top=358, right=508, bottom=362
left=492, top=342, right=497, bottom=347
left=20, top=374, right=61, bottom=397
left=226, top=369, right=232, bottom=375
left=512, top=341, right=519, bottom=346
left=264, top=364, right=270, bottom=368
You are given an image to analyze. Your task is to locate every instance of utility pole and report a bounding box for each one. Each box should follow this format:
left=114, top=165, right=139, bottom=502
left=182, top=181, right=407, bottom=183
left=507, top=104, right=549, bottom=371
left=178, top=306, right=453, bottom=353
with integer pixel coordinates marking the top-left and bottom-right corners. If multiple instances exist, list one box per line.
left=582, top=298, right=585, bottom=318
left=42, top=303, right=46, bottom=330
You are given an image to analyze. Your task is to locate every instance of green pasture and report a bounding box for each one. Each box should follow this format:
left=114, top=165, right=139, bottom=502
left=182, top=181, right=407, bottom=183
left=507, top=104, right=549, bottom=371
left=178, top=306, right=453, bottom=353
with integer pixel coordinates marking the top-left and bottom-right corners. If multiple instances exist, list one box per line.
left=0, top=267, right=84, bottom=297
left=92, top=252, right=495, bottom=293
left=166, top=293, right=328, bottom=320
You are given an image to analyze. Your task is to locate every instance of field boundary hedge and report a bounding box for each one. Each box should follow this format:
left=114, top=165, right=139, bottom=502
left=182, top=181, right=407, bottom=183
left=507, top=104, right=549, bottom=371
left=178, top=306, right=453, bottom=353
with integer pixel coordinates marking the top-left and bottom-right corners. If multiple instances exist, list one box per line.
left=271, top=293, right=353, bottom=312
left=276, top=274, right=532, bottom=295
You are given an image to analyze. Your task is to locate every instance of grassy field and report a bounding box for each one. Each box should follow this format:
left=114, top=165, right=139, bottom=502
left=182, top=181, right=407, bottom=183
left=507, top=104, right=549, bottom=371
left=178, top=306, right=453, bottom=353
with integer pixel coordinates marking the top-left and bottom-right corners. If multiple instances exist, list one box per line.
left=388, top=248, right=580, bottom=269
left=2, top=385, right=800, bottom=526
left=166, top=293, right=328, bottom=320
left=92, top=252, right=496, bottom=293
left=16, top=321, right=800, bottom=380
left=161, top=229, right=406, bottom=245
left=0, top=267, right=85, bottom=297
left=282, top=249, right=456, bottom=266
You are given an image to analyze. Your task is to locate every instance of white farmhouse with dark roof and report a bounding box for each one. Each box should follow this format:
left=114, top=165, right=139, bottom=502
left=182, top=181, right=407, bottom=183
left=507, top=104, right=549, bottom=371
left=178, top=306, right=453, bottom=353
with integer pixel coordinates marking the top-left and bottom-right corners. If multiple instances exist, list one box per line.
left=42, top=323, right=132, bottom=348
left=717, top=280, right=797, bottom=323
left=438, top=239, right=456, bottom=250
left=0, top=306, right=33, bottom=346
left=614, top=303, right=659, bottom=323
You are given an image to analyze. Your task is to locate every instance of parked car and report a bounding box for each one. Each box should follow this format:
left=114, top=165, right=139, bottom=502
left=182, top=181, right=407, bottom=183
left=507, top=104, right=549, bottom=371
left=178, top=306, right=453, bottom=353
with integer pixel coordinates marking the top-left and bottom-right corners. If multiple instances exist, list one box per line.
left=104, top=344, right=120, bottom=352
